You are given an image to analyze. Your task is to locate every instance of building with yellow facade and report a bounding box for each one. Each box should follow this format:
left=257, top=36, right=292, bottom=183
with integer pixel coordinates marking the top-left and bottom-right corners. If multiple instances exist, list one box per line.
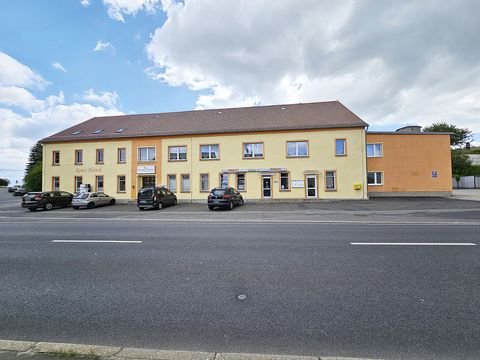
left=41, top=101, right=453, bottom=200
left=41, top=101, right=370, bottom=201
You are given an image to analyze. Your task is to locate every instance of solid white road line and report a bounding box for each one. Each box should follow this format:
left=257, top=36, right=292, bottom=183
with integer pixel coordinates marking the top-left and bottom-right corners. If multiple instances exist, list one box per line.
left=351, top=242, right=476, bottom=246
left=51, top=240, right=142, bottom=244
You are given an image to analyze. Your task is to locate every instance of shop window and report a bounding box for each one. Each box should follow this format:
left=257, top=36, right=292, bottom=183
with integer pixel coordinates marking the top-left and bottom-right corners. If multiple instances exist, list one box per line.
left=236, top=173, right=246, bottom=191
left=280, top=172, right=290, bottom=190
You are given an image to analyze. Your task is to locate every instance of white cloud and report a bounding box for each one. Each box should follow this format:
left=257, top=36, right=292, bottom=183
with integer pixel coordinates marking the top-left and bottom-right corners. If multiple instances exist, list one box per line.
left=93, top=40, right=115, bottom=53
left=102, top=0, right=171, bottom=22
left=0, top=52, right=48, bottom=89
left=82, top=89, right=119, bottom=107
left=145, top=0, right=480, bottom=134
left=80, top=0, right=91, bottom=6
left=52, top=61, right=67, bottom=73
left=0, top=53, right=123, bottom=184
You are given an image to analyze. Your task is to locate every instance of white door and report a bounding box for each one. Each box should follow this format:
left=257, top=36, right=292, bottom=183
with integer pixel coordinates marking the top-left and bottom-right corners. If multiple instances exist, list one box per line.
left=306, top=175, right=317, bottom=198
left=262, top=176, right=272, bottom=198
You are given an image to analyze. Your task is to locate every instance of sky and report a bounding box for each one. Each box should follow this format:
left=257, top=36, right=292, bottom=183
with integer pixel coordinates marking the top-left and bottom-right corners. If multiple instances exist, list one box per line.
left=1, top=0, right=479, bottom=184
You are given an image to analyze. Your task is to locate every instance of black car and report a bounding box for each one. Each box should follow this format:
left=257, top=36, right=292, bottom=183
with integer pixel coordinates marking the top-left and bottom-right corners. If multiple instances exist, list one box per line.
left=137, top=186, right=177, bottom=210
left=21, top=191, right=74, bottom=211
left=208, top=187, right=244, bottom=210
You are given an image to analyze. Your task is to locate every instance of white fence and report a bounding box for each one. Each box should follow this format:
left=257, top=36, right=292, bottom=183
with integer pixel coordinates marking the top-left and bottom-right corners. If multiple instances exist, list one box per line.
left=453, top=176, right=480, bottom=189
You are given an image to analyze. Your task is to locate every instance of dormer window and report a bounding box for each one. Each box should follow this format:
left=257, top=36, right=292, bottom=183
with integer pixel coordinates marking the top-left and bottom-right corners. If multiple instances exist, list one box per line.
left=71, top=131, right=82, bottom=135
left=92, top=129, right=103, bottom=134
left=115, top=128, right=126, bottom=133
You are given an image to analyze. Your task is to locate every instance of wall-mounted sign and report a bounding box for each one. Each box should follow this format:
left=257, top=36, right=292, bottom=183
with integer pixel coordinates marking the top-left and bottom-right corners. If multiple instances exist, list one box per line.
left=75, top=167, right=102, bottom=174
left=291, top=180, right=305, bottom=188
left=137, top=165, right=155, bottom=174
left=432, top=170, right=438, bottom=178
left=221, top=168, right=287, bottom=173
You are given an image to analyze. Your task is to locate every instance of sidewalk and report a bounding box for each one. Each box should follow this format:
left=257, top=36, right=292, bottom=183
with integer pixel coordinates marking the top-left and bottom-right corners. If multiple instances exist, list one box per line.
left=452, top=188, right=480, bottom=201
left=0, top=340, right=380, bottom=360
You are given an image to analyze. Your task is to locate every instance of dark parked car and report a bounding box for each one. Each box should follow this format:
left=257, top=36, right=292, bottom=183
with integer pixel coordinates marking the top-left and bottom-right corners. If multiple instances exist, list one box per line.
left=21, top=191, right=74, bottom=211
left=208, top=187, right=244, bottom=210
left=137, top=186, right=177, bottom=210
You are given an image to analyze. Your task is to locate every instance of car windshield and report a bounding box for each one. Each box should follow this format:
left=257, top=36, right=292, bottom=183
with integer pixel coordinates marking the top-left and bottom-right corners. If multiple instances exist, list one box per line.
left=211, top=189, right=226, bottom=196
left=74, top=193, right=89, bottom=199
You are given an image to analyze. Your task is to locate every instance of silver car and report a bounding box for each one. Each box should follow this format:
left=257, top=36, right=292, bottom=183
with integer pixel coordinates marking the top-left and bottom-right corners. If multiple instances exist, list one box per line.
left=72, top=192, right=116, bottom=209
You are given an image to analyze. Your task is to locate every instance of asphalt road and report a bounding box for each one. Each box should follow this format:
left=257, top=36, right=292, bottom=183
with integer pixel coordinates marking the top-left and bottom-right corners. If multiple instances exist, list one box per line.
left=1, top=215, right=479, bottom=360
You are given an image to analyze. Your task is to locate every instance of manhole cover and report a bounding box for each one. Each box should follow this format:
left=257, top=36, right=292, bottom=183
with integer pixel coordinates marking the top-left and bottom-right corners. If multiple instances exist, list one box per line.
left=236, top=294, right=247, bottom=301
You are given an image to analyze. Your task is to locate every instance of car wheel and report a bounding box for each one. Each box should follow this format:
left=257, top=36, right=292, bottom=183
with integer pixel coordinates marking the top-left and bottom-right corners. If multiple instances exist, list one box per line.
left=44, top=203, right=53, bottom=211
left=110, top=199, right=115, bottom=205
left=173, top=198, right=177, bottom=205
left=157, top=202, right=163, bottom=210
left=28, top=208, right=36, bottom=212
left=72, top=206, right=79, bottom=210
left=228, top=201, right=234, bottom=210
left=239, top=199, right=244, bottom=206
left=87, top=202, right=95, bottom=209
left=138, top=207, right=145, bottom=211
left=208, top=206, right=214, bottom=210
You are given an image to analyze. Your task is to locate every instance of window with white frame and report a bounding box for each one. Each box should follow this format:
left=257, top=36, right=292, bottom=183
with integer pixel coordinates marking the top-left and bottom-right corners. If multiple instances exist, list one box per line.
left=52, top=177, right=60, bottom=191
left=243, top=143, right=264, bottom=158
left=367, top=143, right=383, bottom=158
left=117, top=175, right=126, bottom=192
left=325, top=171, right=336, bottom=190
left=335, top=139, right=346, bottom=156
left=168, top=174, right=177, bottom=192
left=280, top=172, right=290, bottom=190
left=200, top=144, right=219, bottom=160
left=52, top=151, right=60, bottom=165
left=138, top=147, right=156, bottom=161
left=118, top=148, right=126, bottom=163
left=74, top=176, right=82, bottom=192
left=75, top=150, right=83, bottom=164
left=367, top=172, right=383, bottom=185
left=96, top=149, right=104, bottom=164
left=96, top=175, right=104, bottom=192
left=236, top=173, right=246, bottom=191
left=287, top=141, right=308, bottom=157
left=200, top=174, right=209, bottom=192
left=219, top=173, right=228, bottom=187
left=181, top=174, right=190, bottom=192
left=169, top=146, right=187, bottom=161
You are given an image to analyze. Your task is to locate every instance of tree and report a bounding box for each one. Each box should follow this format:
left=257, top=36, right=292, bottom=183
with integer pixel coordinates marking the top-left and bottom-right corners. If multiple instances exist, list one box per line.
left=0, top=178, right=9, bottom=186
left=25, top=142, right=43, bottom=174
left=24, top=163, right=42, bottom=191
left=24, top=141, right=43, bottom=191
left=451, top=149, right=472, bottom=178
left=423, top=122, right=473, bottom=147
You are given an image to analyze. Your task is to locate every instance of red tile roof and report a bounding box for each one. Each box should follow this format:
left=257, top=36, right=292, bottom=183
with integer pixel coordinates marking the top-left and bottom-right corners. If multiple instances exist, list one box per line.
left=41, top=101, right=367, bottom=143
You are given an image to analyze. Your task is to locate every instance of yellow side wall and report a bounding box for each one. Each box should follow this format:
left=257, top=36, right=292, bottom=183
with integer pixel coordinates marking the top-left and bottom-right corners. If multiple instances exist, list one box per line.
left=366, top=134, right=452, bottom=193
left=43, top=140, right=132, bottom=199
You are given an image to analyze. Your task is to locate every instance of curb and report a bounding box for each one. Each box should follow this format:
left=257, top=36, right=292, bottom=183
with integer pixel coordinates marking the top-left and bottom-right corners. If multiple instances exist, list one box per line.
left=0, top=340, right=383, bottom=360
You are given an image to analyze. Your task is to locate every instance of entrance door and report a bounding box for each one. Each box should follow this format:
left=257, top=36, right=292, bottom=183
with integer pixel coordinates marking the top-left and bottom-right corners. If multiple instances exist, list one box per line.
left=306, top=175, right=317, bottom=198
left=142, top=176, right=156, bottom=188
left=262, top=176, right=272, bottom=198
